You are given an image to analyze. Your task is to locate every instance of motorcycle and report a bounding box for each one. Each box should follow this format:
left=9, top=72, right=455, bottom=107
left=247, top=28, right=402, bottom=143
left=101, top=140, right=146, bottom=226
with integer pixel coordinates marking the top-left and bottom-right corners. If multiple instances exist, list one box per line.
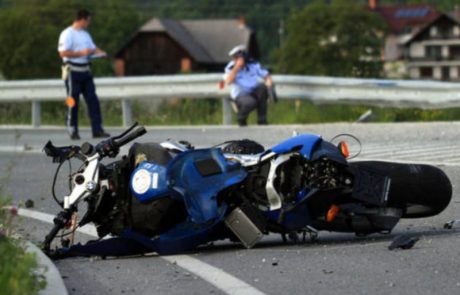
left=42, top=123, right=452, bottom=257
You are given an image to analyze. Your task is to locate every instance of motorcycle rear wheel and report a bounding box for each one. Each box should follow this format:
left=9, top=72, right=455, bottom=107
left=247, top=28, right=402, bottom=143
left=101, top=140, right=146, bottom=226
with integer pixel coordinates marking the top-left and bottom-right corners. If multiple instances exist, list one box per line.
left=349, top=161, right=452, bottom=218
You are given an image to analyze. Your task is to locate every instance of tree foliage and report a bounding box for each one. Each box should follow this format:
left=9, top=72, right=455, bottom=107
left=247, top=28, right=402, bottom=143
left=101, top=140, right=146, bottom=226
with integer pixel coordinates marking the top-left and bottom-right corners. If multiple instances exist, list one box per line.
left=0, top=0, right=141, bottom=79
left=1, top=0, right=459, bottom=80
left=0, top=0, right=312, bottom=79
left=277, top=0, right=386, bottom=77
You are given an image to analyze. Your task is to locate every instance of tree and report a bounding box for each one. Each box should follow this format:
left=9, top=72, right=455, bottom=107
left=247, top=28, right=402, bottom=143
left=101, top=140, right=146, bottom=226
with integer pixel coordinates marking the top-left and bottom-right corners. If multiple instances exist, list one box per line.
left=0, top=0, right=141, bottom=79
left=276, top=0, right=385, bottom=78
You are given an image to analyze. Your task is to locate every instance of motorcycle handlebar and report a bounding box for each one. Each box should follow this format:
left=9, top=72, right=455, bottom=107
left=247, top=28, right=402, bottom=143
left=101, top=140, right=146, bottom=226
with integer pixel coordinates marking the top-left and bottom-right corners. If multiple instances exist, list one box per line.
left=43, top=223, right=63, bottom=250
left=91, top=125, right=146, bottom=158
left=43, top=207, right=75, bottom=252
left=114, top=126, right=146, bottom=148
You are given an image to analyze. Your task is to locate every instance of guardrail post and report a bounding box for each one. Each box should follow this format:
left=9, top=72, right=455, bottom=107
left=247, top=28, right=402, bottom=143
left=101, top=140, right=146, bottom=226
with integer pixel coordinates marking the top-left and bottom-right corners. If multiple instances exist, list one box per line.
left=122, top=99, right=132, bottom=127
left=222, top=97, right=232, bottom=125
left=32, top=101, right=41, bottom=127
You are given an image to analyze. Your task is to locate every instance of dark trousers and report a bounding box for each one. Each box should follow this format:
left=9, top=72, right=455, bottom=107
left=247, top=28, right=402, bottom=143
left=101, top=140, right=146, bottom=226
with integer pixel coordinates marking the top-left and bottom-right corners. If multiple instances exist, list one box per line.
left=235, top=84, right=268, bottom=125
left=65, top=71, right=103, bottom=134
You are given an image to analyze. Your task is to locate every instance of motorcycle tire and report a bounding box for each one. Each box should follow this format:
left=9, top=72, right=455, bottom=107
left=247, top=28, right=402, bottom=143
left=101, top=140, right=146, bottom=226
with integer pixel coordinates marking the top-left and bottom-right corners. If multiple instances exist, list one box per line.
left=349, top=161, right=452, bottom=218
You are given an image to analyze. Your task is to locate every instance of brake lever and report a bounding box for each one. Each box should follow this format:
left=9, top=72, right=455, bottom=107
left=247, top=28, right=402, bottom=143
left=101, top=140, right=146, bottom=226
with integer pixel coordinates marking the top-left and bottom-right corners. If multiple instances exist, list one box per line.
left=95, top=138, right=119, bottom=158
left=44, top=141, right=81, bottom=163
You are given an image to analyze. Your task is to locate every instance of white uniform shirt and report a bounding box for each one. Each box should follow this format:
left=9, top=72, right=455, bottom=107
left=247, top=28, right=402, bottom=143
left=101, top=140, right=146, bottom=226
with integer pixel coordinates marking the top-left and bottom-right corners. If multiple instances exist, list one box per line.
left=58, top=26, right=96, bottom=64
left=224, top=61, right=269, bottom=99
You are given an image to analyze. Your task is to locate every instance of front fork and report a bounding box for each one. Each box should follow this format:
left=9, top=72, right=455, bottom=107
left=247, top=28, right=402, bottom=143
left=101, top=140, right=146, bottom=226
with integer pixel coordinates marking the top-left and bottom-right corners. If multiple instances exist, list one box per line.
left=43, top=206, right=76, bottom=254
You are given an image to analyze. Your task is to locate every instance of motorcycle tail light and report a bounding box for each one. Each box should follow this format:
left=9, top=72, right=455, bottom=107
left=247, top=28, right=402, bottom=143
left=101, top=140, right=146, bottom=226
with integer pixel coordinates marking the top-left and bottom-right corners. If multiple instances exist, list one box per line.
left=326, top=204, right=340, bottom=222
left=338, top=141, right=349, bottom=158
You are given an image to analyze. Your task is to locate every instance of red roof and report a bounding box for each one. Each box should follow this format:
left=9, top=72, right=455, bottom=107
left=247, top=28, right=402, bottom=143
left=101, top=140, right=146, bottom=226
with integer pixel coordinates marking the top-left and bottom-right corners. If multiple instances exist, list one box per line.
left=371, top=4, right=440, bottom=34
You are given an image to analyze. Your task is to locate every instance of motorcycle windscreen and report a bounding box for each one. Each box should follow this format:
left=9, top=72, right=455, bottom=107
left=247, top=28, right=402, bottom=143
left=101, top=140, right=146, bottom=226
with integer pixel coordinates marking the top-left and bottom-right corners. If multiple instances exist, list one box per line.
left=167, top=148, right=247, bottom=224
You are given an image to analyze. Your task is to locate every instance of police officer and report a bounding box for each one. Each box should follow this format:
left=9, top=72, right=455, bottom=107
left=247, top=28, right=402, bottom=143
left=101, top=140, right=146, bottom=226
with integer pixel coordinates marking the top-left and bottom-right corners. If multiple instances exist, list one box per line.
left=224, top=45, right=273, bottom=126
left=58, top=9, right=109, bottom=140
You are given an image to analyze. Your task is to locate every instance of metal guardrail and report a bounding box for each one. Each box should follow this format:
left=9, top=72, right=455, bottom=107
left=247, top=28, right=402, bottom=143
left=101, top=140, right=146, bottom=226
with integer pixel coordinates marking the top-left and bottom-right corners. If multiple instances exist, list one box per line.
left=1, top=73, right=460, bottom=127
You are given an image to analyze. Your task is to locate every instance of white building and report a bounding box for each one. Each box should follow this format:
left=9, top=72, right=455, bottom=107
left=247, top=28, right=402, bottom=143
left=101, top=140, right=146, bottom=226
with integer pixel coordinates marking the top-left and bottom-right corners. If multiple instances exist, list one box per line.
left=404, top=13, right=460, bottom=81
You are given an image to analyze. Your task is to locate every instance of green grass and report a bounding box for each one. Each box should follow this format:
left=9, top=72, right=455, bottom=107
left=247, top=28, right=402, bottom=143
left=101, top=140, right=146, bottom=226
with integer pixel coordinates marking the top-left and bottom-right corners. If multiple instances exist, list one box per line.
left=2, top=99, right=460, bottom=126
left=1, top=161, right=46, bottom=295
left=0, top=198, right=46, bottom=295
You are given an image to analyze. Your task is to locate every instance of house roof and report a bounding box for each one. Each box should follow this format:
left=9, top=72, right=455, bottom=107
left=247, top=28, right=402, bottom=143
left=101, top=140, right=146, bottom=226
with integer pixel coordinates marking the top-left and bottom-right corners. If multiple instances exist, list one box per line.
left=116, top=18, right=253, bottom=64
left=404, top=13, right=460, bottom=45
left=372, top=4, right=440, bottom=34
left=181, top=20, right=252, bottom=63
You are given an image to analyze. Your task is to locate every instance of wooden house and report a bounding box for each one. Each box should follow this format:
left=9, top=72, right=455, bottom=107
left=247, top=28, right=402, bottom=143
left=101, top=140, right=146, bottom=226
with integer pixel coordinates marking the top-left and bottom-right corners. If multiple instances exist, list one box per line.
left=114, top=18, right=259, bottom=76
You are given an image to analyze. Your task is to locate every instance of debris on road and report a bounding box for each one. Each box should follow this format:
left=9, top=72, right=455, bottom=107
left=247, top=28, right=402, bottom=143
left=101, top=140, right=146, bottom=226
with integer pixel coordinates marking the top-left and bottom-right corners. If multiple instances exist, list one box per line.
left=444, top=219, right=460, bottom=229
left=25, top=199, right=34, bottom=208
left=388, top=235, right=419, bottom=250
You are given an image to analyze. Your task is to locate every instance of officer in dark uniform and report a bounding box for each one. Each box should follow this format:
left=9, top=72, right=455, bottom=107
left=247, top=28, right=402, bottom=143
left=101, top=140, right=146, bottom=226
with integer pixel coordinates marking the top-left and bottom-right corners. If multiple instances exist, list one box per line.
left=58, top=9, right=110, bottom=140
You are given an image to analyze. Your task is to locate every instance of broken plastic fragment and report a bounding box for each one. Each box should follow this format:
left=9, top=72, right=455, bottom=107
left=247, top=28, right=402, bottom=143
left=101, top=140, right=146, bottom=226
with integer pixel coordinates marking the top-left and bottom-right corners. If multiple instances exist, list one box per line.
left=388, top=235, right=419, bottom=250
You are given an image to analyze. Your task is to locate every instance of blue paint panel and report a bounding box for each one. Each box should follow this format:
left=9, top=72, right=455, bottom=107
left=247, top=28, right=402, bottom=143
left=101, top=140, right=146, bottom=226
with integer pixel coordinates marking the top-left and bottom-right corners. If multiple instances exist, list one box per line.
left=122, top=207, right=227, bottom=255
left=167, top=148, right=247, bottom=224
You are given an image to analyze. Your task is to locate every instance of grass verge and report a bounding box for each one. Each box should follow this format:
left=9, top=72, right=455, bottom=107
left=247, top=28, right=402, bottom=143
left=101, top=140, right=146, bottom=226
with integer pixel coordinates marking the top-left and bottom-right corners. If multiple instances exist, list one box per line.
left=2, top=99, right=460, bottom=126
left=0, top=192, right=46, bottom=295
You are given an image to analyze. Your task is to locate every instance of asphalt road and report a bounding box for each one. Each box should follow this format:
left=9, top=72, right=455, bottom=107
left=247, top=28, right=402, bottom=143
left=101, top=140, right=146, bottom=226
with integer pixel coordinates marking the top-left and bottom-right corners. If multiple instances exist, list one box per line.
left=1, top=123, right=460, bottom=295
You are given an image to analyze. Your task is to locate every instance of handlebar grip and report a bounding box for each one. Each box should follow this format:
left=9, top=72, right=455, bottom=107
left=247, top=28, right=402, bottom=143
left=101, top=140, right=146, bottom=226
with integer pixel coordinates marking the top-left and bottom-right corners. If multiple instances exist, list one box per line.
left=43, top=208, right=74, bottom=251
left=115, top=127, right=146, bottom=148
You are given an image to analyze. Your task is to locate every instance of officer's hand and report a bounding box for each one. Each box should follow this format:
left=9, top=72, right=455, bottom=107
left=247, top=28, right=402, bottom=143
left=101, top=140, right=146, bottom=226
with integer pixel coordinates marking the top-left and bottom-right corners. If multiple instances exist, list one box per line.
left=81, top=48, right=96, bottom=56
left=235, top=57, right=245, bottom=69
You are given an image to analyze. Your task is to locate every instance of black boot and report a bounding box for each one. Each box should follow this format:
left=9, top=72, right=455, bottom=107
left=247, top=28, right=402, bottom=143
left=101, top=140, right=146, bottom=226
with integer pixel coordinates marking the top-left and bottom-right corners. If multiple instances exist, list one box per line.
left=93, top=130, right=110, bottom=138
left=70, top=132, right=81, bottom=140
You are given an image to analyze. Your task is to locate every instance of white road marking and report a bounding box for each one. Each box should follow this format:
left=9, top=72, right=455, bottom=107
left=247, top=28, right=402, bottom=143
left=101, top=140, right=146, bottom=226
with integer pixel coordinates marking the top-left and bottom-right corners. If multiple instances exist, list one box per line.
left=15, top=208, right=266, bottom=295
left=362, top=144, right=458, bottom=157
left=163, top=255, right=265, bottom=295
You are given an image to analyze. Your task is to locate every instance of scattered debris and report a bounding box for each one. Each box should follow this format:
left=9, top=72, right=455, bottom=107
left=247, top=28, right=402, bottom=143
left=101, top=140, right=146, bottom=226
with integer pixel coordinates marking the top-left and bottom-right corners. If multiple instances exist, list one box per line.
left=388, top=235, right=419, bottom=250
left=25, top=199, right=34, bottom=208
left=356, top=109, right=373, bottom=123
left=444, top=219, right=460, bottom=229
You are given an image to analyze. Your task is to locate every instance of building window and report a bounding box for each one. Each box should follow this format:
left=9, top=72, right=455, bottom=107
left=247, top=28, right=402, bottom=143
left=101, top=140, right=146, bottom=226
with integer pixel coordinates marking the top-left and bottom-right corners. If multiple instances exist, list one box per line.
left=425, top=46, right=442, bottom=59
left=430, top=26, right=438, bottom=37
left=420, top=67, right=433, bottom=78
left=450, top=46, right=460, bottom=59
left=442, top=67, right=450, bottom=80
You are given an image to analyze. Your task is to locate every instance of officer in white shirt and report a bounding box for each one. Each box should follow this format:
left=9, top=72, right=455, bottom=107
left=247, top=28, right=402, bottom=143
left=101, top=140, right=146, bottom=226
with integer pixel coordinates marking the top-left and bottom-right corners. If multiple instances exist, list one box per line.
left=58, top=9, right=109, bottom=140
left=224, top=45, right=273, bottom=126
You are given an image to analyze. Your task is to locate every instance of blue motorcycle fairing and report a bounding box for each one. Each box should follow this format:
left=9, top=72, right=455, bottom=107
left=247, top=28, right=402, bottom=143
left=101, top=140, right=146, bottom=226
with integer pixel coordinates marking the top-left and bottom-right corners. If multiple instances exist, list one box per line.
left=264, top=189, right=312, bottom=230
left=266, top=134, right=322, bottom=160
left=310, top=140, right=347, bottom=164
left=167, top=148, right=247, bottom=224
left=122, top=205, right=227, bottom=255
